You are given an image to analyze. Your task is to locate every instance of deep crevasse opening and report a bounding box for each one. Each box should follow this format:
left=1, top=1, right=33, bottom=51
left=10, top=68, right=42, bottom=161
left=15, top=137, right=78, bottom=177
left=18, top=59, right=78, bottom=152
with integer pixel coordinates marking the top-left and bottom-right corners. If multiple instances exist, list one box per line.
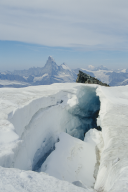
left=4, top=85, right=101, bottom=173
left=67, top=86, right=100, bottom=140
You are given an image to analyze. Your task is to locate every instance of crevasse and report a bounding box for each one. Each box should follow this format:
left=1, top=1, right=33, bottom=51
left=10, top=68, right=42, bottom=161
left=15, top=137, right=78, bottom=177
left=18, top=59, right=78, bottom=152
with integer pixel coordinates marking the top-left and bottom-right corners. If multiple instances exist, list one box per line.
left=1, top=85, right=100, bottom=172
left=1, top=83, right=128, bottom=192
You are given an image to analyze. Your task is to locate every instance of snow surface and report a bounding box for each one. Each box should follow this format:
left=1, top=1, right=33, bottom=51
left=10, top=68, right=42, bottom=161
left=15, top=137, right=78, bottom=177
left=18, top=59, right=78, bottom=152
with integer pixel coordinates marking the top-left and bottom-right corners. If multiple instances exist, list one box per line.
left=0, top=80, right=29, bottom=86
left=95, top=85, right=128, bottom=192
left=119, top=78, right=128, bottom=85
left=121, top=69, right=127, bottom=73
left=0, top=83, right=99, bottom=170
left=81, top=69, right=112, bottom=84
left=1, top=83, right=128, bottom=191
left=33, top=74, right=48, bottom=82
left=41, top=131, right=101, bottom=187
left=61, top=63, right=71, bottom=71
left=87, top=65, right=95, bottom=70
left=0, top=166, right=95, bottom=192
left=0, top=83, right=99, bottom=191
left=92, top=70, right=110, bottom=84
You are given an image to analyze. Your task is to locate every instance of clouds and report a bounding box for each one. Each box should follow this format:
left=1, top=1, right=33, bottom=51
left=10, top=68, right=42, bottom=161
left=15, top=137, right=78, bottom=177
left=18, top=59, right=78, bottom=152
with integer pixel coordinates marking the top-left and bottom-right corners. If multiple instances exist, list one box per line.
left=0, top=0, right=128, bottom=50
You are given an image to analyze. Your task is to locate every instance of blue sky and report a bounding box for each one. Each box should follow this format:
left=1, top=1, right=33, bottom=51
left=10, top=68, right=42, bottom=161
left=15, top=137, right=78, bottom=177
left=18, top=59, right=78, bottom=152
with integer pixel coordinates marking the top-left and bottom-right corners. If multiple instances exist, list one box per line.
left=0, top=0, right=128, bottom=71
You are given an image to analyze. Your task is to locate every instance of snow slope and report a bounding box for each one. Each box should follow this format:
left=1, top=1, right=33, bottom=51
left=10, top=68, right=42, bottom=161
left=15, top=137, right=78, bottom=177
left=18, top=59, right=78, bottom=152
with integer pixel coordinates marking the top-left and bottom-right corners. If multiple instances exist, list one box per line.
left=41, top=131, right=101, bottom=188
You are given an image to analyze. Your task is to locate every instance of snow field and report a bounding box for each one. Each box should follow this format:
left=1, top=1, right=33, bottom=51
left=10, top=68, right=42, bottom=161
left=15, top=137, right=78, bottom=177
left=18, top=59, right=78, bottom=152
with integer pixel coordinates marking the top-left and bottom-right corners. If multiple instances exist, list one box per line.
left=0, top=166, right=95, bottom=192
left=41, top=130, right=102, bottom=188
left=1, top=84, right=99, bottom=171
left=95, top=85, right=128, bottom=192
left=0, top=83, right=100, bottom=191
left=1, top=83, right=128, bottom=191
left=3, top=83, right=128, bottom=192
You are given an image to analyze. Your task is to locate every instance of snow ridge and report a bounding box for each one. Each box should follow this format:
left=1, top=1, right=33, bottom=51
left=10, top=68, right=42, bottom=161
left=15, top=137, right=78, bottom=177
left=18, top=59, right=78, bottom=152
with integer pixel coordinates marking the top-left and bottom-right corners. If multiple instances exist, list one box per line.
left=95, top=85, right=128, bottom=192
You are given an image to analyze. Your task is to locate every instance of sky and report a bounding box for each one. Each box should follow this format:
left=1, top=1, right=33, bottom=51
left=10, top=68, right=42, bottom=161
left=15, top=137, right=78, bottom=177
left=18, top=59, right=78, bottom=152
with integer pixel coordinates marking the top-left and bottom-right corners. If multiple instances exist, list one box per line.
left=0, top=0, right=128, bottom=71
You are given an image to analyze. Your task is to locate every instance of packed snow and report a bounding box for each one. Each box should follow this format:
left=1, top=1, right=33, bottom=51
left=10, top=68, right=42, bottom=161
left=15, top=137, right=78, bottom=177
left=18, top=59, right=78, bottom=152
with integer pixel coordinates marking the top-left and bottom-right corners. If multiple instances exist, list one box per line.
left=0, top=83, right=100, bottom=191
left=0, top=80, right=29, bottom=86
left=0, top=166, right=95, bottom=192
left=94, top=85, right=128, bottom=192
left=60, top=63, right=72, bottom=71
left=0, top=83, right=128, bottom=191
left=33, top=74, right=48, bottom=82
left=0, top=84, right=99, bottom=170
left=41, top=131, right=101, bottom=187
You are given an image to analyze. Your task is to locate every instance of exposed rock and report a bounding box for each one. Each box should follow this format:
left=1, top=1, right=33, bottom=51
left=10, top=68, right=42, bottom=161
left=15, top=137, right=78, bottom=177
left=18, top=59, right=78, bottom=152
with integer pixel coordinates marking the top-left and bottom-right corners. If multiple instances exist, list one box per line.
left=76, top=71, right=109, bottom=86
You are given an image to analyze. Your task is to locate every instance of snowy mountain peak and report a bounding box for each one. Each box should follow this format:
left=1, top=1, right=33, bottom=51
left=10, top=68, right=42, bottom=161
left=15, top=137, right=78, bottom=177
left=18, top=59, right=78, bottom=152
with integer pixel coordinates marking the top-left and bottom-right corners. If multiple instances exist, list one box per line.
left=87, top=65, right=108, bottom=71
left=44, top=56, right=58, bottom=68
left=87, top=65, right=95, bottom=70
left=60, top=63, right=71, bottom=71
left=42, top=56, right=59, bottom=78
left=45, top=56, right=56, bottom=65
left=48, top=56, right=54, bottom=62
left=95, top=65, right=108, bottom=71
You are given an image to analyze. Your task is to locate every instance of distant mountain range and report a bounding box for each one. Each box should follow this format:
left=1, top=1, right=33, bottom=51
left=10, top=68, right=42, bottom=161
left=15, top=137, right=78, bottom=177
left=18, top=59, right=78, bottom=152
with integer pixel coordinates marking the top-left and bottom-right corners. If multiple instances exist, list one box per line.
left=0, top=56, right=128, bottom=87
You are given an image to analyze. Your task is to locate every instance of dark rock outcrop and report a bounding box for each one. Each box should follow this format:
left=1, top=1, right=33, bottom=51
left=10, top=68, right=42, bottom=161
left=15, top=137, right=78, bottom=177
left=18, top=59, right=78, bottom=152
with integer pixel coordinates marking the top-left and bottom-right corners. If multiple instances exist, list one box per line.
left=76, top=71, right=109, bottom=86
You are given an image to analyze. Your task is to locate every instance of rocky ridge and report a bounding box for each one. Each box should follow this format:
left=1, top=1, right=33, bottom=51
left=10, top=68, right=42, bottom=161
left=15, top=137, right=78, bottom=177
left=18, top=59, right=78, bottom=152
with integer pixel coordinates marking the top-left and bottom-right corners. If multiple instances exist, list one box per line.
left=1, top=57, right=128, bottom=87
left=76, top=70, right=109, bottom=86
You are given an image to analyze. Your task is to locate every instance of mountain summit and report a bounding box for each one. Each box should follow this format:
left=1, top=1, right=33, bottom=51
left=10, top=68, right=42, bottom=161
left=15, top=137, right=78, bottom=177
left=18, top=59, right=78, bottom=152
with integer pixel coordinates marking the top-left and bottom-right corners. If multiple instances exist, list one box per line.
left=43, top=56, right=58, bottom=76
left=45, top=56, right=56, bottom=65
left=48, top=56, right=54, bottom=60
left=1, top=56, right=128, bottom=87
left=76, top=70, right=109, bottom=86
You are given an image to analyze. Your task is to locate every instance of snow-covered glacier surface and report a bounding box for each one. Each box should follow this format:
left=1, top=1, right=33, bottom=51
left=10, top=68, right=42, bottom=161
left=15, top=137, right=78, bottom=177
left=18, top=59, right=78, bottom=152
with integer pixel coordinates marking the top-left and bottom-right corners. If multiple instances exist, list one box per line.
left=0, top=83, right=99, bottom=191
left=0, top=83, right=128, bottom=191
left=41, top=131, right=101, bottom=188
left=95, top=85, right=128, bottom=192
left=0, top=166, right=94, bottom=192
left=0, top=84, right=100, bottom=170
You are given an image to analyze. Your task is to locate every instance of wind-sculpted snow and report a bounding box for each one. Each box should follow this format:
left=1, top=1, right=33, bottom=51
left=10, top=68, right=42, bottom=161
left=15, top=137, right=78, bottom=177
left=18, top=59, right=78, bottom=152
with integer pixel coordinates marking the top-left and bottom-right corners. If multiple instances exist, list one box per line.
left=1, top=83, right=128, bottom=192
left=94, top=85, right=128, bottom=192
left=0, top=84, right=99, bottom=171
left=41, top=131, right=102, bottom=188
left=0, top=83, right=99, bottom=191
left=0, top=166, right=95, bottom=192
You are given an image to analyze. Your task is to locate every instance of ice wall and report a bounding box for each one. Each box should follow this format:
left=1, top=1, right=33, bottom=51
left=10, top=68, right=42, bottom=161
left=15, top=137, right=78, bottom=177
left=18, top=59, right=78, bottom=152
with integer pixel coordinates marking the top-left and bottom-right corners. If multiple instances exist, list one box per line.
left=67, top=86, right=100, bottom=140
left=1, top=84, right=100, bottom=171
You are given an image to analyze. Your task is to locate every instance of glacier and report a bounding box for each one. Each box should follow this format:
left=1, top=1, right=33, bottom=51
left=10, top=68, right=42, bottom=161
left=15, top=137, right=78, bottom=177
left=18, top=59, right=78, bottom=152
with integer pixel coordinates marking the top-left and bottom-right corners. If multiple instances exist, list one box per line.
left=41, top=130, right=102, bottom=188
left=0, top=83, right=128, bottom=191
